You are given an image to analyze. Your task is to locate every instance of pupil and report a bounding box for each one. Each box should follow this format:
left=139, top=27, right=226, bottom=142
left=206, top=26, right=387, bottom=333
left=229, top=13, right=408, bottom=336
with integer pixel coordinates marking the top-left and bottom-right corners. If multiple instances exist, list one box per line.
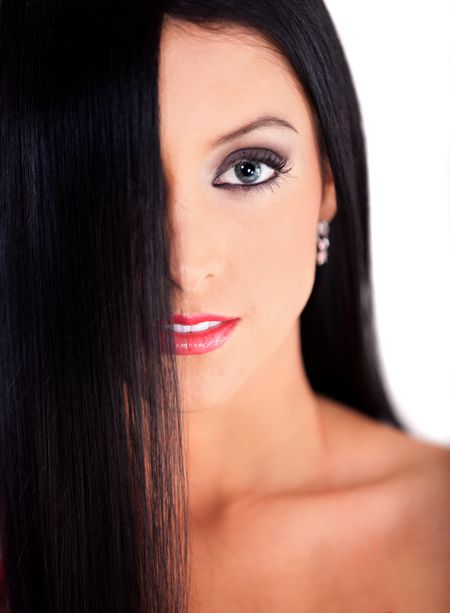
left=235, top=160, right=262, bottom=183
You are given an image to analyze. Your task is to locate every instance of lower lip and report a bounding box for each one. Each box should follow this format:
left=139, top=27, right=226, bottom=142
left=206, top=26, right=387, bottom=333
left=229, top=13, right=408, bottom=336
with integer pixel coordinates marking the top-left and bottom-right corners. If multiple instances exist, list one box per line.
left=162, top=319, right=240, bottom=355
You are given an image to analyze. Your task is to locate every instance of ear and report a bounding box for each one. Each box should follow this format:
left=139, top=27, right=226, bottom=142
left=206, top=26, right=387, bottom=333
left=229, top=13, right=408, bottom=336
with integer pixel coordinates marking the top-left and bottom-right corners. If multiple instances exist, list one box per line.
left=320, top=158, right=337, bottom=224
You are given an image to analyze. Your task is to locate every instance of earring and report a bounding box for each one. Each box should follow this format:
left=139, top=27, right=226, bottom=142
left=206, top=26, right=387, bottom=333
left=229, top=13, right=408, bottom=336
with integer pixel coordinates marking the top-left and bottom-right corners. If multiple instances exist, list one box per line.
left=316, top=220, right=330, bottom=266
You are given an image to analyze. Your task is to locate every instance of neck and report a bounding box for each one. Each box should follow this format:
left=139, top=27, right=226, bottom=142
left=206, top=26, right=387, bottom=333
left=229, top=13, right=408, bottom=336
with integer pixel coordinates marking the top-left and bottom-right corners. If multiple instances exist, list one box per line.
left=182, top=318, right=331, bottom=523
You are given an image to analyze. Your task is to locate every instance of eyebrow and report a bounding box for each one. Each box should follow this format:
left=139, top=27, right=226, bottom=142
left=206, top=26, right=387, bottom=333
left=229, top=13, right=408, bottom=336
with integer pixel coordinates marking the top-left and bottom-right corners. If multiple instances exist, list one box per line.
left=209, top=114, right=299, bottom=147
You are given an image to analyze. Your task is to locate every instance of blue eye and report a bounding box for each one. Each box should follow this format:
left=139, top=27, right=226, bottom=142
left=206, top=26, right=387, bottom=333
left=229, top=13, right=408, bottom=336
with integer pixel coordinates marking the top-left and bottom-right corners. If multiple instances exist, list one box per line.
left=213, top=147, right=294, bottom=193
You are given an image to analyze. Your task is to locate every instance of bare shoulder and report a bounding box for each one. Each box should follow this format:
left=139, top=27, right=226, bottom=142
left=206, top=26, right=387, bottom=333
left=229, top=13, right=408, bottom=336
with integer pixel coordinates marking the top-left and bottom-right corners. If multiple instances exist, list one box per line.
left=319, top=393, right=450, bottom=611
left=386, top=435, right=450, bottom=611
left=317, top=392, right=450, bottom=481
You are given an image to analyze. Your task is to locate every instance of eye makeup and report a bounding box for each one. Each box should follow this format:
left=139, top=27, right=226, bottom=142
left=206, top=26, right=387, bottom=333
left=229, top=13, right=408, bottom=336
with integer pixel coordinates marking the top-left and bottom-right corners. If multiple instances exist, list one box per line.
left=212, top=146, right=294, bottom=194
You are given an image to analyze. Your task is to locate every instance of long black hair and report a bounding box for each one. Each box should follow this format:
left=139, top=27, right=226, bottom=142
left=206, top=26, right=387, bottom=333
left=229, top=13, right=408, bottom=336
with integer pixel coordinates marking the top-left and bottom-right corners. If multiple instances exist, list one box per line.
left=0, top=0, right=403, bottom=611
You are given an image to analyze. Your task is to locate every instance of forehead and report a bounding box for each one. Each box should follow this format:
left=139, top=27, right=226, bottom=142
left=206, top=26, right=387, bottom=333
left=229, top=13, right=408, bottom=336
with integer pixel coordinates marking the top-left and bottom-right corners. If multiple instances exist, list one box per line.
left=158, top=17, right=313, bottom=154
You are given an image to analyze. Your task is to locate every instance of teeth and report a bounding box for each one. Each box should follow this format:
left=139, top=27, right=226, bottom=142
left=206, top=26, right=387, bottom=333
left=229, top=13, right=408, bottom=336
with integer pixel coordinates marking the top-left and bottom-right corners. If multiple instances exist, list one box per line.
left=164, top=321, right=224, bottom=334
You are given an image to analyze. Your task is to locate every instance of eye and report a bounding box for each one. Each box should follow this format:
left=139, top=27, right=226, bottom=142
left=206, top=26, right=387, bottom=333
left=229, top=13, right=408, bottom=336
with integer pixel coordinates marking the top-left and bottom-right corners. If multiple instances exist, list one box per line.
left=212, top=147, right=294, bottom=192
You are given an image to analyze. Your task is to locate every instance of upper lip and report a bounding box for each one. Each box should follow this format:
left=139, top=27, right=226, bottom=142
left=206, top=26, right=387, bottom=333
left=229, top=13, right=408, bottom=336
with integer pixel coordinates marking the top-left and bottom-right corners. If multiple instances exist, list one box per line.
left=167, top=313, right=239, bottom=325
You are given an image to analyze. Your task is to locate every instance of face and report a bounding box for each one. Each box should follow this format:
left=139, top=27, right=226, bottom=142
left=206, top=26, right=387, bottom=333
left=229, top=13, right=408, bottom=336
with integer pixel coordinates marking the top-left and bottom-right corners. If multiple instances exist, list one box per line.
left=158, top=17, right=336, bottom=411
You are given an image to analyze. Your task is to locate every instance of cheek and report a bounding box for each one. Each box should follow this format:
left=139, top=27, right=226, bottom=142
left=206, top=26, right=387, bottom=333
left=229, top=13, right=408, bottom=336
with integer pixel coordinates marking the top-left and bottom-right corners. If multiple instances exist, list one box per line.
left=269, top=214, right=316, bottom=319
left=236, top=195, right=318, bottom=345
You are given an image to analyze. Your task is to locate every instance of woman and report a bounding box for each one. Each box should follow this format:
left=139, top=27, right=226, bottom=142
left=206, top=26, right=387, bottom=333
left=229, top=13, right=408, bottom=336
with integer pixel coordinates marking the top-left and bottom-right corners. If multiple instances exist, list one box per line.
left=1, top=1, right=449, bottom=611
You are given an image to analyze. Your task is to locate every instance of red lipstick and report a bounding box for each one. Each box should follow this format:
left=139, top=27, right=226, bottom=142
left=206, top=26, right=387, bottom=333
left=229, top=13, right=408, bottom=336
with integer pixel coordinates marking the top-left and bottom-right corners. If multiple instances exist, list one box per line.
left=162, top=313, right=240, bottom=355
left=169, top=313, right=235, bottom=325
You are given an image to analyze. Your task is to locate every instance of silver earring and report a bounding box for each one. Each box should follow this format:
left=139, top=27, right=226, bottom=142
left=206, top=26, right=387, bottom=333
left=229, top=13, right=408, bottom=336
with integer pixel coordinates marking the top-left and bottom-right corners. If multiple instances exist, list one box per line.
left=316, top=220, right=330, bottom=266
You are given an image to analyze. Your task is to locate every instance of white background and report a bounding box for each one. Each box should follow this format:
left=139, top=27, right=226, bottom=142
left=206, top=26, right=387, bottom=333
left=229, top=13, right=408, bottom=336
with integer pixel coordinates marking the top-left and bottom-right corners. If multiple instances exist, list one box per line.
left=325, top=1, right=450, bottom=444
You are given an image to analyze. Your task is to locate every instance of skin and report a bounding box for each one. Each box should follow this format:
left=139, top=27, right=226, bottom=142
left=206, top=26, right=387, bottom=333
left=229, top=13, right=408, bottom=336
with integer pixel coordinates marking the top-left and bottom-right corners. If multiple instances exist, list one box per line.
left=158, top=16, right=450, bottom=613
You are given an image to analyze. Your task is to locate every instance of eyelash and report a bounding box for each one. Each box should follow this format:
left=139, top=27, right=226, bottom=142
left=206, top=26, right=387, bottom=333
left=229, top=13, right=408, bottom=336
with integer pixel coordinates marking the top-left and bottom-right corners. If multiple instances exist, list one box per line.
left=213, top=147, right=294, bottom=193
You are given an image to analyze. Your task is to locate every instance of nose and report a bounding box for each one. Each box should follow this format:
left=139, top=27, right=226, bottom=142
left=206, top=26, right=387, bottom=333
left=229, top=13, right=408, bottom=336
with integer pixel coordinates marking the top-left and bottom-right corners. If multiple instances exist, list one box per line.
left=167, top=200, right=225, bottom=295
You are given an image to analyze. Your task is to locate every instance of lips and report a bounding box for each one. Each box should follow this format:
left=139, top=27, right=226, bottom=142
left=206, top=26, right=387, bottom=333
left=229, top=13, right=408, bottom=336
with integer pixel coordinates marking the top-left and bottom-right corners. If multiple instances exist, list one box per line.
left=161, top=314, right=240, bottom=355
left=168, top=313, right=237, bottom=326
